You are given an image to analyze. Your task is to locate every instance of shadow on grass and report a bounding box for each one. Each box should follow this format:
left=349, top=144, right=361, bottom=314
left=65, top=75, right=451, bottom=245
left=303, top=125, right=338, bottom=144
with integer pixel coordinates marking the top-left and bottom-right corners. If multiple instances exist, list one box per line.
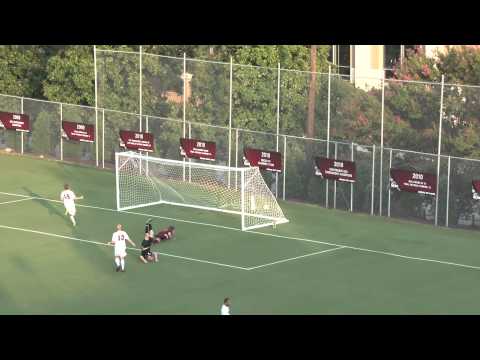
left=22, top=186, right=68, bottom=225
left=0, top=285, right=17, bottom=314
left=10, top=255, right=35, bottom=274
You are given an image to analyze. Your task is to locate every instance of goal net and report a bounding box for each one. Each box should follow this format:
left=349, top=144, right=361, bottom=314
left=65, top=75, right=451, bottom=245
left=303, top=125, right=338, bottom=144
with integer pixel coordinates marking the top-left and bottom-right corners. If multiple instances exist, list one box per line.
left=115, top=151, right=288, bottom=231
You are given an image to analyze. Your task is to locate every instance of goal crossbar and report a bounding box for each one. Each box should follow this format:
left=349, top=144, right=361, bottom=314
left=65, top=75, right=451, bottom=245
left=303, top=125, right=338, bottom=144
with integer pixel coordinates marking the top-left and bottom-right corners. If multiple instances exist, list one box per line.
left=115, top=151, right=288, bottom=231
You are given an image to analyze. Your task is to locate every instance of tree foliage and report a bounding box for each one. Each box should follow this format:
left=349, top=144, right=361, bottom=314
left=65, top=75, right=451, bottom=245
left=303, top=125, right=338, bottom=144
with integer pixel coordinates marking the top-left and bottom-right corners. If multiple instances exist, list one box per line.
left=43, top=46, right=95, bottom=106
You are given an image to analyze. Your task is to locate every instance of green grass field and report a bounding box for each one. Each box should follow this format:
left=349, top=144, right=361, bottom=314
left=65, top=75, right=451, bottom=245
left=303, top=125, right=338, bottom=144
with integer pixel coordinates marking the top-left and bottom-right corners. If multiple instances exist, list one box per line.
left=2, top=153, right=480, bottom=314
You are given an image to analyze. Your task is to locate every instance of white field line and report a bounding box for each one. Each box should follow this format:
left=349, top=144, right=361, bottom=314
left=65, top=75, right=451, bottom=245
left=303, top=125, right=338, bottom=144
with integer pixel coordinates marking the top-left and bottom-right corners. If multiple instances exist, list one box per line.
left=3, top=191, right=480, bottom=272
left=247, top=246, right=345, bottom=270
left=0, top=197, right=34, bottom=206
left=0, top=224, right=250, bottom=271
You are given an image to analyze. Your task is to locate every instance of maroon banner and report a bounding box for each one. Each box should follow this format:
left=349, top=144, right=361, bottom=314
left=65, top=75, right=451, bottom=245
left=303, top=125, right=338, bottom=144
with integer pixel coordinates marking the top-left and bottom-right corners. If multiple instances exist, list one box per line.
left=180, top=138, right=216, bottom=161
left=62, top=121, right=95, bottom=143
left=119, top=130, right=154, bottom=152
left=243, top=148, right=282, bottom=173
left=472, top=180, right=480, bottom=200
left=390, top=169, right=436, bottom=196
left=314, top=157, right=356, bottom=183
left=0, top=111, right=30, bottom=132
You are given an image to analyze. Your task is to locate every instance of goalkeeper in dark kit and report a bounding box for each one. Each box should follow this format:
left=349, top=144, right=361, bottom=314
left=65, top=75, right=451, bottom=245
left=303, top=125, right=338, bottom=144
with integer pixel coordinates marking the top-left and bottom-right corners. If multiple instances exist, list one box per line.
left=139, top=220, right=158, bottom=264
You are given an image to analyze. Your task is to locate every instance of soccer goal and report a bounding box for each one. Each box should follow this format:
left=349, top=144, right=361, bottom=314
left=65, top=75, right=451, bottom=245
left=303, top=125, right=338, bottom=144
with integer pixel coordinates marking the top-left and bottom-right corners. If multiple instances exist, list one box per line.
left=115, top=151, right=288, bottom=231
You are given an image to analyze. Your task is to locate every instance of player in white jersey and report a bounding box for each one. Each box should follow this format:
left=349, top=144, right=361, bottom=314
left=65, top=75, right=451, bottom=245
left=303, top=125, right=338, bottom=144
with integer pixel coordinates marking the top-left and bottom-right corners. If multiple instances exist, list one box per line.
left=60, top=184, right=83, bottom=226
left=108, top=224, right=136, bottom=272
left=221, top=297, right=231, bottom=315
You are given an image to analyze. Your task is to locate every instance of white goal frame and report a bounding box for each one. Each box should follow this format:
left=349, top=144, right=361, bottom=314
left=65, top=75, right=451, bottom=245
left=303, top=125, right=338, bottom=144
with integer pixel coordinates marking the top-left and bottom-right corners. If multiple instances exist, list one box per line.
left=115, top=151, right=289, bottom=231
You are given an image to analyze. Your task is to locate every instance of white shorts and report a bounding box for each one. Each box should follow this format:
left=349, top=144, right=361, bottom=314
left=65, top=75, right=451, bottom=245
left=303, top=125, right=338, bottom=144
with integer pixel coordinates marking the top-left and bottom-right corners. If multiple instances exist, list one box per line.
left=65, top=204, right=76, bottom=216
left=114, top=247, right=127, bottom=258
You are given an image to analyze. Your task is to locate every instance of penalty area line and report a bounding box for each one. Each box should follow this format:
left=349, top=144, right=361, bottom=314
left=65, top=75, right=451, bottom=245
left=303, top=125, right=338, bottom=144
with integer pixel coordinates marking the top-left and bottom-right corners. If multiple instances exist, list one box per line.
left=0, top=197, right=35, bottom=206
left=247, top=246, right=346, bottom=270
left=0, top=224, right=250, bottom=271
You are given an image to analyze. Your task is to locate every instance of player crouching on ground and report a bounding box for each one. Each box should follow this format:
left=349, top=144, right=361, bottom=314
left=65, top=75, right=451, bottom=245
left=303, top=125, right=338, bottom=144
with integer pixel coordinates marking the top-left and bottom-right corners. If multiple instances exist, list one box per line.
left=153, top=225, right=176, bottom=244
left=139, top=222, right=158, bottom=264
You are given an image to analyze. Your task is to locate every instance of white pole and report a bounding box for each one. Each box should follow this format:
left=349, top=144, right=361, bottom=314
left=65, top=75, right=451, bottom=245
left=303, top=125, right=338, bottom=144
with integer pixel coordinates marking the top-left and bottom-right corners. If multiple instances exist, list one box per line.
left=183, top=52, right=187, bottom=182
left=183, top=52, right=187, bottom=137
left=334, top=141, right=337, bottom=209
left=350, top=142, right=354, bottom=212
left=139, top=45, right=143, bottom=132
left=188, top=122, right=192, bottom=183
left=327, top=65, right=331, bottom=145
left=94, top=45, right=99, bottom=167
left=235, top=128, right=239, bottom=190
left=139, top=46, right=143, bottom=174
left=20, top=97, right=24, bottom=154
left=446, top=155, right=451, bottom=228
left=228, top=57, right=233, bottom=188
left=283, top=135, right=287, bottom=201
left=326, top=65, right=332, bottom=208
left=379, top=75, right=385, bottom=216
left=371, top=144, right=375, bottom=216
left=241, top=170, right=245, bottom=231
left=95, top=109, right=98, bottom=167
left=388, top=148, right=392, bottom=217
left=115, top=153, right=120, bottom=210
left=146, top=115, right=149, bottom=176
left=60, top=103, right=63, bottom=161
left=435, top=75, right=445, bottom=227
left=275, top=62, right=281, bottom=199
left=102, top=108, right=105, bottom=169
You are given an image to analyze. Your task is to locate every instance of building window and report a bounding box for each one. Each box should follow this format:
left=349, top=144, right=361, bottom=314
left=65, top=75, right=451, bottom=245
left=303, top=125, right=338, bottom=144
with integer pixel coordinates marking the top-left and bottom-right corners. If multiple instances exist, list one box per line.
left=384, top=45, right=401, bottom=78
left=329, top=45, right=351, bottom=79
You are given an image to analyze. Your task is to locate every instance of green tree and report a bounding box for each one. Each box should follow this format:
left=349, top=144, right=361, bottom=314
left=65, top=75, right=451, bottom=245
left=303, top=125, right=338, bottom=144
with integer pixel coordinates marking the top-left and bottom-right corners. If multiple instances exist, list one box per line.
left=0, top=46, right=46, bottom=98
left=43, top=46, right=95, bottom=106
left=437, top=46, right=480, bottom=85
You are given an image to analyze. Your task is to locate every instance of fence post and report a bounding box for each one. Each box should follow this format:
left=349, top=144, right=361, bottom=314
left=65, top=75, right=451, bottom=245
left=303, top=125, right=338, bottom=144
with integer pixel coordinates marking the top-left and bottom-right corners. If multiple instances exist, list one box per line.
left=388, top=148, right=392, bottom=217
left=446, top=155, right=451, bottom=228
left=235, top=128, right=239, bottom=189
left=334, top=141, right=338, bottom=209
left=350, top=142, right=354, bottom=212
left=182, top=52, right=187, bottom=182
left=435, top=75, right=445, bottom=227
left=60, top=103, right=63, bottom=161
left=283, top=135, right=287, bottom=201
left=139, top=47, right=143, bottom=174
left=275, top=62, right=281, bottom=198
left=326, top=65, right=332, bottom=208
left=379, top=75, right=385, bottom=216
left=188, top=122, right=192, bottom=183
left=94, top=45, right=98, bottom=166
left=371, top=144, right=375, bottom=216
left=146, top=115, right=149, bottom=176
left=20, top=97, right=24, bottom=155
left=95, top=109, right=99, bottom=167
left=139, top=45, right=143, bottom=132
left=228, top=57, right=233, bottom=188
left=102, top=108, right=105, bottom=169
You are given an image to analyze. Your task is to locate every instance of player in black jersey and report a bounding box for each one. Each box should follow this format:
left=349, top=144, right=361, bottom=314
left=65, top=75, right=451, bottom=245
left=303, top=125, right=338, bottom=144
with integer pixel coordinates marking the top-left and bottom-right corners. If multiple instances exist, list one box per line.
left=139, top=221, right=158, bottom=263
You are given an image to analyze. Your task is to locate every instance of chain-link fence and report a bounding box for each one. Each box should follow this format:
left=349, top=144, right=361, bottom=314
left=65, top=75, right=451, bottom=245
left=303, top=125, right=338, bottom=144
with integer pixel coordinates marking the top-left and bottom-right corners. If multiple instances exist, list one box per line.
left=3, top=48, right=480, bottom=232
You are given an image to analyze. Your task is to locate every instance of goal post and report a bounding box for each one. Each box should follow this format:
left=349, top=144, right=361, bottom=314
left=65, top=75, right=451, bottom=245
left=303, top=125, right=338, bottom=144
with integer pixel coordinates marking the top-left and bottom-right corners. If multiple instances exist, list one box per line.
left=115, top=151, right=289, bottom=231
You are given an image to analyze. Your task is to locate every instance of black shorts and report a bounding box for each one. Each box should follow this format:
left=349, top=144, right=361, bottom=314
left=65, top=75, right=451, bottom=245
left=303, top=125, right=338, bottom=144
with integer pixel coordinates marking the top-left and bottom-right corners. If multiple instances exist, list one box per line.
left=141, top=248, right=153, bottom=259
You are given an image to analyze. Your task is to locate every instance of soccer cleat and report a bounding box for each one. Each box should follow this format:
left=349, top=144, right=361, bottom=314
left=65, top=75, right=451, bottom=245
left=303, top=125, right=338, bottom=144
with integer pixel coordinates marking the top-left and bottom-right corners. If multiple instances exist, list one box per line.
left=121, top=269, right=126, bottom=272
left=116, top=266, right=121, bottom=272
